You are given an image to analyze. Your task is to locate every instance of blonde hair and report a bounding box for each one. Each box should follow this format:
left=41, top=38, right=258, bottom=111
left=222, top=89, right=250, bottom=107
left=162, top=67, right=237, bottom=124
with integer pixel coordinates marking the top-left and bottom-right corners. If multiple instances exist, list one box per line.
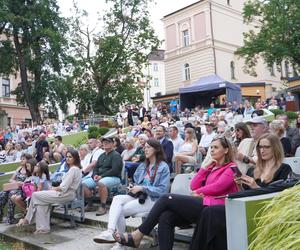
left=184, top=127, right=197, bottom=143
left=255, top=133, right=284, bottom=183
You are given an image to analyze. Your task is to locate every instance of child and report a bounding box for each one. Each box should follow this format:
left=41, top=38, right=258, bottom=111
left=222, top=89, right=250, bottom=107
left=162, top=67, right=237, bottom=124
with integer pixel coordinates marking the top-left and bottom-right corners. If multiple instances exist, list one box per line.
left=11, top=160, right=50, bottom=218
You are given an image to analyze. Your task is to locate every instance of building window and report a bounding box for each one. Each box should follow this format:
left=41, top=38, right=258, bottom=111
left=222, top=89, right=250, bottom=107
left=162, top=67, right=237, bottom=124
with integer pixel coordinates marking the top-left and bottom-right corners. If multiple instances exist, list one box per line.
left=154, top=78, right=159, bottom=87
left=184, top=63, right=191, bottom=81
left=2, top=78, right=10, bottom=97
left=293, top=64, right=298, bottom=77
left=230, top=61, right=236, bottom=79
left=153, top=63, right=158, bottom=72
left=269, top=65, right=275, bottom=76
left=183, top=30, right=190, bottom=47
left=285, top=61, right=290, bottom=78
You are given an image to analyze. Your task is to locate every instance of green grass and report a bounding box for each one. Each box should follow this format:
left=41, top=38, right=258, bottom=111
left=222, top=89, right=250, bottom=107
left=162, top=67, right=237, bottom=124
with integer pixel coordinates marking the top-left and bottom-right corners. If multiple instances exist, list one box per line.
left=61, top=131, right=88, bottom=147
left=0, top=163, right=59, bottom=192
left=0, top=162, right=19, bottom=173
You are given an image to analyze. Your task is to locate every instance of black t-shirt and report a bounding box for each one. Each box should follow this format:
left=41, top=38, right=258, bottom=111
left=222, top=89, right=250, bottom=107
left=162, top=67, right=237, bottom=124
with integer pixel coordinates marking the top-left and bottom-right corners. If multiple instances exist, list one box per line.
left=36, top=139, right=49, bottom=162
left=244, top=163, right=292, bottom=190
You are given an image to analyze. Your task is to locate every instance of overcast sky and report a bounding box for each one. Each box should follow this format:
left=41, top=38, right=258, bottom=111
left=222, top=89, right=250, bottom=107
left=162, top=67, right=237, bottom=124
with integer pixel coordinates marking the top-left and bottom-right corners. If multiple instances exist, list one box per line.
left=57, top=0, right=198, bottom=47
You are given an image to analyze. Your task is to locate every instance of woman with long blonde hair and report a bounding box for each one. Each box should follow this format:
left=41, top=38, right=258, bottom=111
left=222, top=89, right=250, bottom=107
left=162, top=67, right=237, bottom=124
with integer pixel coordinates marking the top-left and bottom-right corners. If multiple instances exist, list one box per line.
left=238, top=133, right=292, bottom=189
left=174, top=127, right=198, bottom=174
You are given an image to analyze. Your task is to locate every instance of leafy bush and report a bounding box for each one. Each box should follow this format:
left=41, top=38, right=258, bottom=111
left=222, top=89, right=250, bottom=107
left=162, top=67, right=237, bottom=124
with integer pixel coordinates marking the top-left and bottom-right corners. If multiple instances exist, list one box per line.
left=87, top=126, right=109, bottom=139
left=285, top=111, right=298, bottom=120
left=249, top=185, right=300, bottom=250
left=269, top=109, right=284, bottom=117
left=88, top=131, right=99, bottom=139
left=98, top=127, right=109, bottom=136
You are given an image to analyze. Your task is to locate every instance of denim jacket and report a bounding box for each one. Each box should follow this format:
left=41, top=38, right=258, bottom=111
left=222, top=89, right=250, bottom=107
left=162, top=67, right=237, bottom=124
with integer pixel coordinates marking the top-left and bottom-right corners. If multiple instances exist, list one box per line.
left=133, top=161, right=170, bottom=200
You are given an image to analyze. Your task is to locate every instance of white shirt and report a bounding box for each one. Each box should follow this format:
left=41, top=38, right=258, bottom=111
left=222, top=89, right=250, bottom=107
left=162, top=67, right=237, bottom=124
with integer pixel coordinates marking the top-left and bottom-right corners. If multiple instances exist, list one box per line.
left=171, top=136, right=184, bottom=154
left=199, top=132, right=216, bottom=148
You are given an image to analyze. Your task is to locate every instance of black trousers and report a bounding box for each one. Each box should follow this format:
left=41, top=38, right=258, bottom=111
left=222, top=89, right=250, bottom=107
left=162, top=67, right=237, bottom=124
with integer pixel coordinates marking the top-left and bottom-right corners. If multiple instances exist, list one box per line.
left=138, top=194, right=204, bottom=250
left=189, top=205, right=227, bottom=250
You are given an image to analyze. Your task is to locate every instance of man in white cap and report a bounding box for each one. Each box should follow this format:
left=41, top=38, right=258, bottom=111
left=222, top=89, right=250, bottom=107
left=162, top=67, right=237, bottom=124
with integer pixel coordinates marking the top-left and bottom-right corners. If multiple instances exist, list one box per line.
left=235, top=116, right=269, bottom=173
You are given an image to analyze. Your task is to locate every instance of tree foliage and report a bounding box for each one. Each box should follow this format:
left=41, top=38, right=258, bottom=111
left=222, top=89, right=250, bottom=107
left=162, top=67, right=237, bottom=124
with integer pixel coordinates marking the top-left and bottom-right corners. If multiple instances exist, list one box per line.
left=0, top=0, right=74, bottom=122
left=235, top=0, right=300, bottom=75
left=70, top=0, right=160, bottom=116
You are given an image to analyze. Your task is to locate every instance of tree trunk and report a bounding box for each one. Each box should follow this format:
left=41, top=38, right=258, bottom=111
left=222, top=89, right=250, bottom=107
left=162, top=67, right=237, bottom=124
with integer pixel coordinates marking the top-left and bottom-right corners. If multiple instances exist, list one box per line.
left=13, top=32, right=41, bottom=123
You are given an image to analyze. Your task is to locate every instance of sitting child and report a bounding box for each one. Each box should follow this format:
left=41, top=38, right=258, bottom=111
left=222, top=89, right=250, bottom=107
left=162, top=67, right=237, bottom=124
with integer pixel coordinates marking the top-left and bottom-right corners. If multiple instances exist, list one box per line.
left=11, top=160, right=50, bottom=218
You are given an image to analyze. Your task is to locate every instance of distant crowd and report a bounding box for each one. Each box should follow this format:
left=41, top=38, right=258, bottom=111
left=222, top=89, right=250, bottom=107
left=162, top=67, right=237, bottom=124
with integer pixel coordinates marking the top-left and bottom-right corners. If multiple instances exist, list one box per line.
left=0, top=92, right=300, bottom=249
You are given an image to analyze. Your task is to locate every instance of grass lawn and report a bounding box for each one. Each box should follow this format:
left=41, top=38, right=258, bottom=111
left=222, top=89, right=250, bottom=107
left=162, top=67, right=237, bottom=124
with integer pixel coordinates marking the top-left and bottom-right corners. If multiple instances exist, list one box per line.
left=48, top=131, right=88, bottom=147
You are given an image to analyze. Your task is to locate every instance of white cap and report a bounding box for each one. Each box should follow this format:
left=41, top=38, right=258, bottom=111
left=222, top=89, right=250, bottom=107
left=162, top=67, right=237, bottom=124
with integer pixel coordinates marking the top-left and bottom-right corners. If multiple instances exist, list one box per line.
left=246, top=116, right=267, bottom=125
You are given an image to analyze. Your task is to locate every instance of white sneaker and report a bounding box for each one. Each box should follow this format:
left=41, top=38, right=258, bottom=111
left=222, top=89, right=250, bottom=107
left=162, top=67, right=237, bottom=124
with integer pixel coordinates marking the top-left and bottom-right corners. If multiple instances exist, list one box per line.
left=93, top=230, right=116, bottom=244
left=111, top=243, right=126, bottom=250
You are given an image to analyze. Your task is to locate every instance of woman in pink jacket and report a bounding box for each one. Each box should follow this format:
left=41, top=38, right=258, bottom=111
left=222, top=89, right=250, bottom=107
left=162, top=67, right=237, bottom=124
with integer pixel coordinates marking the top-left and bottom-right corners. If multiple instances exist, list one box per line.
left=113, top=136, right=238, bottom=250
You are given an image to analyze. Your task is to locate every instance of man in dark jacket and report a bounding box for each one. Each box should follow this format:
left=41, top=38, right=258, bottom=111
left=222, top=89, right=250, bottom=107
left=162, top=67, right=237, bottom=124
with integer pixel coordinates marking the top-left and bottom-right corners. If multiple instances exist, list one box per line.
left=155, top=125, right=174, bottom=173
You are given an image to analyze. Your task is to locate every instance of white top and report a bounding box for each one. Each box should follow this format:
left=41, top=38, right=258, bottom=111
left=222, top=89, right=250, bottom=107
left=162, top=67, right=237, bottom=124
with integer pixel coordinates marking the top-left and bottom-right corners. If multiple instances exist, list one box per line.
left=121, top=148, right=136, bottom=161
left=199, top=132, right=216, bottom=148
left=171, top=136, right=184, bottom=154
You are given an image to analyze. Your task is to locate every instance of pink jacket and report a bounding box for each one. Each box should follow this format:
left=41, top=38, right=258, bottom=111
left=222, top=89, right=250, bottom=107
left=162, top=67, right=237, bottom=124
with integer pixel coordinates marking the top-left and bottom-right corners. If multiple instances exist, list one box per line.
left=190, top=162, right=238, bottom=206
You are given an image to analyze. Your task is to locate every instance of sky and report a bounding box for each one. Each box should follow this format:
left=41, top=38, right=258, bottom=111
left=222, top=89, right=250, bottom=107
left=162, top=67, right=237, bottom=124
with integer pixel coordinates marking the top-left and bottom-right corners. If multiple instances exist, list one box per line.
left=57, top=0, right=198, bottom=48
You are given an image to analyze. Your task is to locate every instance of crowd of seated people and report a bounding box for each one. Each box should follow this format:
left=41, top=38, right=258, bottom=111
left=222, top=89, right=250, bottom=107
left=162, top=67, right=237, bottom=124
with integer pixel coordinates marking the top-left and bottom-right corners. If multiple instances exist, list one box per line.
left=0, top=98, right=299, bottom=247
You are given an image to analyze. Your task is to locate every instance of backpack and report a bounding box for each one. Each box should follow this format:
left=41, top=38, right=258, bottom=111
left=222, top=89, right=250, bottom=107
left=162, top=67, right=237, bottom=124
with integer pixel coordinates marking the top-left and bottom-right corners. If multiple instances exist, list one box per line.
left=22, top=181, right=37, bottom=198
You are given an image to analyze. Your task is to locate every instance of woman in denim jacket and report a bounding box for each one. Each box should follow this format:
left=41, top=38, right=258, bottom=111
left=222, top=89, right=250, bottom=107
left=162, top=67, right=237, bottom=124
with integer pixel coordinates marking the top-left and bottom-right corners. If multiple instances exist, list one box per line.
left=93, top=139, right=170, bottom=249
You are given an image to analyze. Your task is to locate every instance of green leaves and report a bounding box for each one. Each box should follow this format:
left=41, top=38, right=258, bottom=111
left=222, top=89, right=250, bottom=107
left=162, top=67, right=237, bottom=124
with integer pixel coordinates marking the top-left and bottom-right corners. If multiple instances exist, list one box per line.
left=0, top=0, right=72, bottom=122
left=71, top=0, right=159, bottom=116
left=236, top=0, right=300, bottom=74
left=249, top=184, right=300, bottom=250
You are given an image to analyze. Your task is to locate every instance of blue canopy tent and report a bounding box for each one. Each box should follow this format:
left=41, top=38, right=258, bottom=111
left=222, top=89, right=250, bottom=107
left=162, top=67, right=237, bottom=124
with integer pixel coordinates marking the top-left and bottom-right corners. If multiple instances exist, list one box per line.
left=179, top=75, right=242, bottom=110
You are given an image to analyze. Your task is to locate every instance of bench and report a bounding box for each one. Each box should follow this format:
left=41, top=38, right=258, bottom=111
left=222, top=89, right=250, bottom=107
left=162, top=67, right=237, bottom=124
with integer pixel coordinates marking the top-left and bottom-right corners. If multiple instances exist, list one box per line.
left=51, top=182, right=85, bottom=227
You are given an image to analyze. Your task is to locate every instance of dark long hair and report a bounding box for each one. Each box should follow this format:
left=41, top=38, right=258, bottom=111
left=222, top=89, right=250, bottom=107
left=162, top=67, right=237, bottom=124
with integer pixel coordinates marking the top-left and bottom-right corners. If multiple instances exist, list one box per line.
left=234, top=122, right=251, bottom=140
left=66, top=148, right=81, bottom=168
left=26, top=158, right=37, bottom=177
left=37, top=160, right=50, bottom=180
left=145, top=139, right=166, bottom=166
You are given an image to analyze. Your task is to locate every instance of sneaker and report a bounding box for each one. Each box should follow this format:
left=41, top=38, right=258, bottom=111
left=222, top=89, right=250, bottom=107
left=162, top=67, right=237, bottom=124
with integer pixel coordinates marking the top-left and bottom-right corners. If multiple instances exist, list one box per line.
left=111, top=243, right=126, bottom=250
left=96, top=207, right=107, bottom=216
left=93, top=230, right=116, bottom=243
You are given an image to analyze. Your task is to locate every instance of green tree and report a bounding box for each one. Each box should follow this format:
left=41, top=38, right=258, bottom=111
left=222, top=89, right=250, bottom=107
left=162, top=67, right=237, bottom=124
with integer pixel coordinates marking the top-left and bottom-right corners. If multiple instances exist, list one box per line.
left=71, top=0, right=159, bottom=115
left=235, top=0, right=300, bottom=75
left=0, top=0, right=73, bottom=122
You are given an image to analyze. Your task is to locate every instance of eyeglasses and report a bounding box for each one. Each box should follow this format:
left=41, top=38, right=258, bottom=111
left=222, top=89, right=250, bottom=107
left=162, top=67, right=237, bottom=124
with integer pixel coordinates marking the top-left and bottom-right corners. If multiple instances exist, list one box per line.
left=257, top=145, right=272, bottom=150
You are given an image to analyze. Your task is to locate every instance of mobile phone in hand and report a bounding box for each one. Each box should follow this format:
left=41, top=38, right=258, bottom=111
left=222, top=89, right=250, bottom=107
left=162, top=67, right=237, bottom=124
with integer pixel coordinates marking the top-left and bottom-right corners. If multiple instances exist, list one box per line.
left=230, top=166, right=242, bottom=177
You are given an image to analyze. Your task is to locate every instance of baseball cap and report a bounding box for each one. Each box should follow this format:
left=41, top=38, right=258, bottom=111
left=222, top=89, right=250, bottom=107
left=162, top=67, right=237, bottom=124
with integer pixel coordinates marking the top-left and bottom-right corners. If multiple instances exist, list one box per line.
left=101, top=137, right=114, bottom=143
left=246, top=116, right=267, bottom=125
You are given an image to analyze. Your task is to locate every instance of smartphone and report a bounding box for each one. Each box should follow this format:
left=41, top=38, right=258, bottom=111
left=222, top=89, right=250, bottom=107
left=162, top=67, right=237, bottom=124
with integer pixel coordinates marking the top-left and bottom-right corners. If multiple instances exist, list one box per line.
left=230, top=166, right=242, bottom=177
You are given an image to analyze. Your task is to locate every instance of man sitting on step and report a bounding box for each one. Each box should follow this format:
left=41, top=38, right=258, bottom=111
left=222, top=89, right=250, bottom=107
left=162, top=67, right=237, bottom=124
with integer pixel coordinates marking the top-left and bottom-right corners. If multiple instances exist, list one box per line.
left=83, top=137, right=123, bottom=216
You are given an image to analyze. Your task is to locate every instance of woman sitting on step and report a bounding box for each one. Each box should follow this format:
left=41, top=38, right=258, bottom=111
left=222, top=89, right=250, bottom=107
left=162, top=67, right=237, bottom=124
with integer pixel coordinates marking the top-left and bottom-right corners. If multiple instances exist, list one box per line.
left=92, top=139, right=170, bottom=250
left=16, top=148, right=82, bottom=234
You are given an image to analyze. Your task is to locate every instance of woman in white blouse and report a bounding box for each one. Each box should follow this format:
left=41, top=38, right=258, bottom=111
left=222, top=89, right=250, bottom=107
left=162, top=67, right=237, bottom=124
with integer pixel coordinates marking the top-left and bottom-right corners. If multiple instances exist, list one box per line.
left=175, top=128, right=198, bottom=174
left=17, top=148, right=82, bottom=234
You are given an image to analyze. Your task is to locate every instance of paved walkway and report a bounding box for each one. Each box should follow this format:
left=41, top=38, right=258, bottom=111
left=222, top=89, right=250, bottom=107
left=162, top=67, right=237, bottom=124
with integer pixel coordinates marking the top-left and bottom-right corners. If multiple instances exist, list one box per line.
left=0, top=209, right=192, bottom=250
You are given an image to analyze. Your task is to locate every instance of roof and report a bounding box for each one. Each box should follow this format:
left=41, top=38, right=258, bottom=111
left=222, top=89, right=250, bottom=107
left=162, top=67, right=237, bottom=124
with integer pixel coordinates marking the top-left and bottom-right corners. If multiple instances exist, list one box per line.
left=163, top=1, right=204, bottom=18
left=179, top=74, right=240, bottom=94
left=237, top=82, right=266, bottom=87
left=148, top=50, right=165, bottom=61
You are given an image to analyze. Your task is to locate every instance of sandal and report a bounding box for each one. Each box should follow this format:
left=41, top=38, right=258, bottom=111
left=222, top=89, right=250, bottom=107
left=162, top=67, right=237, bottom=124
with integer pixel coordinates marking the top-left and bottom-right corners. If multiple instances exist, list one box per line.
left=113, top=231, right=138, bottom=248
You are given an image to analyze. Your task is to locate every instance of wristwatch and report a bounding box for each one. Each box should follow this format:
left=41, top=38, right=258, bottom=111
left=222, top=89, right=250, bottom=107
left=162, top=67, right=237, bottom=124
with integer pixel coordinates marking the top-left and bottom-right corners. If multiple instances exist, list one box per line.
left=242, top=155, right=250, bottom=164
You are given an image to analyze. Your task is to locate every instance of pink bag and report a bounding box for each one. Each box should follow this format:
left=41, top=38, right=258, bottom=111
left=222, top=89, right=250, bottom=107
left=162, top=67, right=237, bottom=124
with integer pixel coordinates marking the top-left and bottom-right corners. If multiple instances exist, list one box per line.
left=22, top=182, right=36, bottom=198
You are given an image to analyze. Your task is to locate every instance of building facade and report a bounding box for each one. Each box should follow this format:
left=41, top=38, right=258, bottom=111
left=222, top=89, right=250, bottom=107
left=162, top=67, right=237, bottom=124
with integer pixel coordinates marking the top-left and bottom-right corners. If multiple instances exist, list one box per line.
left=142, top=50, right=166, bottom=108
left=0, top=74, right=32, bottom=127
left=161, top=0, right=286, bottom=102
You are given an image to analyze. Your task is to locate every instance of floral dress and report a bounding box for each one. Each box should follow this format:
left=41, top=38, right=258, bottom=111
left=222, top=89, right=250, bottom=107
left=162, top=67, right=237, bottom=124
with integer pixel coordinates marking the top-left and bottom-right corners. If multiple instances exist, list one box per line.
left=0, top=170, right=27, bottom=223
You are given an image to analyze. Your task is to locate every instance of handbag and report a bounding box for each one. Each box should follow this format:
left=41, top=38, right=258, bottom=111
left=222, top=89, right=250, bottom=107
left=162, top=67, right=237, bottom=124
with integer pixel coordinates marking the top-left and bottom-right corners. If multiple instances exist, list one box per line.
left=22, top=181, right=37, bottom=198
